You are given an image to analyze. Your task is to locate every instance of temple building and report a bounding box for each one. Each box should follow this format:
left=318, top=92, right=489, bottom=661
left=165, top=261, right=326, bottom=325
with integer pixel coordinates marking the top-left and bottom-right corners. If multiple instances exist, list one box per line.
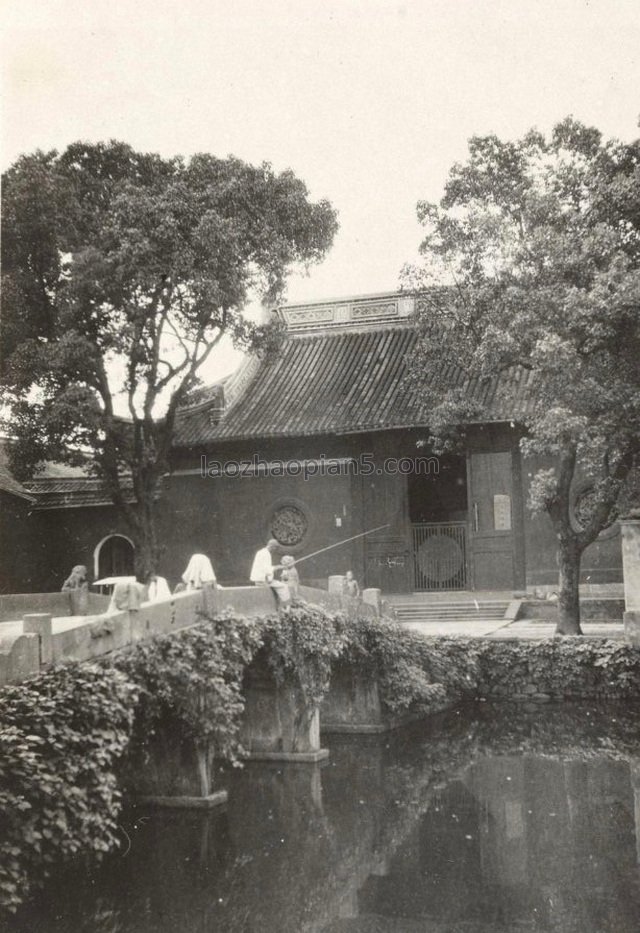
left=0, top=291, right=623, bottom=594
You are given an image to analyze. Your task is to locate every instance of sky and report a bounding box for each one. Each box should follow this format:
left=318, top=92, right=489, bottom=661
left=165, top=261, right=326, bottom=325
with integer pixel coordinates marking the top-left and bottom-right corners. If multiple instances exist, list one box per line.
left=2, top=0, right=640, bottom=381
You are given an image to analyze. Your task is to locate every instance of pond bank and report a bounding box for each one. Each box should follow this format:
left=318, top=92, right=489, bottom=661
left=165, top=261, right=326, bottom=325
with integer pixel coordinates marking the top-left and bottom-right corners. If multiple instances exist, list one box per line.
left=2, top=605, right=640, bottom=921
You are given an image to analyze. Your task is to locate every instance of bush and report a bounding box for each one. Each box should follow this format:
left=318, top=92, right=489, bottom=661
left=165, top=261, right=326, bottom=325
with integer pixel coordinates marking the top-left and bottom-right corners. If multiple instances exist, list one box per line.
left=474, top=637, right=640, bottom=698
left=0, top=615, right=262, bottom=916
left=261, top=603, right=347, bottom=706
left=257, top=608, right=482, bottom=716
left=336, top=617, right=479, bottom=715
left=0, top=664, right=138, bottom=915
left=111, top=613, right=262, bottom=763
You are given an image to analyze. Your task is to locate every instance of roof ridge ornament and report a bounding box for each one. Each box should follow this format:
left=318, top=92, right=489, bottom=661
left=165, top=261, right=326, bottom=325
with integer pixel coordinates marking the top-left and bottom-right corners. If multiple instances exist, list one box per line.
left=277, top=291, right=416, bottom=334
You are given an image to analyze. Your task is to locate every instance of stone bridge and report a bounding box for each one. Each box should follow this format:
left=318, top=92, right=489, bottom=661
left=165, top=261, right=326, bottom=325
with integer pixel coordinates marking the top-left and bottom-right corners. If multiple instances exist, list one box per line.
left=0, top=580, right=396, bottom=807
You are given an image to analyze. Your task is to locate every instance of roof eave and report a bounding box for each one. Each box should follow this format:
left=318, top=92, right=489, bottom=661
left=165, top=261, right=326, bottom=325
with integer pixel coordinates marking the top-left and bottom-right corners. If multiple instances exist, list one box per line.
left=0, top=485, right=37, bottom=503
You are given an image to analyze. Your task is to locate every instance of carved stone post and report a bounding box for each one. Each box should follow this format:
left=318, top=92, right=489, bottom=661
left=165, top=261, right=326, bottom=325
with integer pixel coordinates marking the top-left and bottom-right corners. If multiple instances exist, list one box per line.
left=621, top=514, right=640, bottom=647
left=362, top=588, right=382, bottom=616
left=22, top=613, right=53, bottom=666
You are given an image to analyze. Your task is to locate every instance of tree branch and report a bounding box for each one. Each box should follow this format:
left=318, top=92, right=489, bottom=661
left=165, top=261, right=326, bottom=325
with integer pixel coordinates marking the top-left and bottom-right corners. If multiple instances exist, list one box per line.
left=576, top=443, right=636, bottom=550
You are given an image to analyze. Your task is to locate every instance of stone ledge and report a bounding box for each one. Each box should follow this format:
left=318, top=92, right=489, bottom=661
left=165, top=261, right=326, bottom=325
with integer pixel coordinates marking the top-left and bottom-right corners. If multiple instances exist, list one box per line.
left=321, top=712, right=427, bottom=735
left=135, top=790, right=228, bottom=809
left=517, top=598, right=624, bottom=622
left=321, top=722, right=390, bottom=734
left=243, top=748, right=330, bottom=763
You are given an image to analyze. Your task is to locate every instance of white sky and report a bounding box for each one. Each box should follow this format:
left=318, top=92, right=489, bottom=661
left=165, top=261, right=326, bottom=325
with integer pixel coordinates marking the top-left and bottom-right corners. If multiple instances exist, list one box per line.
left=2, top=0, right=640, bottom=383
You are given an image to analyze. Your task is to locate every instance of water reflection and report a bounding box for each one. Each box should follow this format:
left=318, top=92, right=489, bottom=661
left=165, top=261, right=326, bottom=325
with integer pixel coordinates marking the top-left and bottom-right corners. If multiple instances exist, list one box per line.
left=355, top=756, right=638, bottom=933
left=15, top=702, right=640, bottom=933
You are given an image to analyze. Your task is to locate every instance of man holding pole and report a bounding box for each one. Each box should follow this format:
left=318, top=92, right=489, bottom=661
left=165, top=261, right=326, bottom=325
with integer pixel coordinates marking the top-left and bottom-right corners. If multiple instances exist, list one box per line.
left=250, top=538, right=291, bottom=606
left=249, top=524, right=390, bottom=604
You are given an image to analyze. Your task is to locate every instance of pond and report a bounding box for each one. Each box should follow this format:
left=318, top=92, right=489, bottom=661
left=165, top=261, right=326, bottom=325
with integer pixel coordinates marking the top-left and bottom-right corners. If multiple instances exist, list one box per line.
left=15, top=701, right=640, bottom=933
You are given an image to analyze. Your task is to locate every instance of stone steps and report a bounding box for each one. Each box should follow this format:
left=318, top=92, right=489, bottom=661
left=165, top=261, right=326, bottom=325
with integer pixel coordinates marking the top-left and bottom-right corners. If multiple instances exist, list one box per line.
left=392, top=600, right=511, bottom=625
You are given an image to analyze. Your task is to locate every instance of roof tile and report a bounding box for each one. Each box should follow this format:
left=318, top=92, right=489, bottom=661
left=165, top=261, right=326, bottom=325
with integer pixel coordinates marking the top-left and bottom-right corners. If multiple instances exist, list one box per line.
left=174, top=326, right=536, bottom=446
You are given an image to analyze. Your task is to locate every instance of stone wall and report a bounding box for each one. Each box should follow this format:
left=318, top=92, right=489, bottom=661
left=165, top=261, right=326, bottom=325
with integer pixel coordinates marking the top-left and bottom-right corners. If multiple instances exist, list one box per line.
left=0, top=490, right=35, bottom=593
left=0, top=631, right=40, bottom=687
left=517, top=597, right=624, bottom=622
left=474, top=638, right=640, bottom=703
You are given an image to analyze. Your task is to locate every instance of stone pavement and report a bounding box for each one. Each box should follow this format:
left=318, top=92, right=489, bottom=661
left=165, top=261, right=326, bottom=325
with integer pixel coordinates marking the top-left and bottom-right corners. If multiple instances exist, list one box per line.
left=1, top=614, right=624, bottom=643
left=401, top=617, right=625, bottom=640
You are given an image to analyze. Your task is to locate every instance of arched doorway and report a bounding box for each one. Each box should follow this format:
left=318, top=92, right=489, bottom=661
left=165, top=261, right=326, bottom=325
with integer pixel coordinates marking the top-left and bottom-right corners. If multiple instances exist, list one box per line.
left=94, top=534, right=135, bottom=579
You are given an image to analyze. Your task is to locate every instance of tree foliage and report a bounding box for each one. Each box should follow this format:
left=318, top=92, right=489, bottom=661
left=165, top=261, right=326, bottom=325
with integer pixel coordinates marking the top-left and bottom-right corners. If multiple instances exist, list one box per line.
left=402, top=118, right=640, bottom=632
left=1, top=141, right=338, bottom=574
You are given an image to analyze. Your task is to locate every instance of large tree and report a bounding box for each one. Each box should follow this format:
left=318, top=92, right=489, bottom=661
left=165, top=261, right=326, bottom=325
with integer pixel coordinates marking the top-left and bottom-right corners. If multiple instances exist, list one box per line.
left=402, top=118, right=640, bottom=633
left=2, top=141, right=338, bottom=577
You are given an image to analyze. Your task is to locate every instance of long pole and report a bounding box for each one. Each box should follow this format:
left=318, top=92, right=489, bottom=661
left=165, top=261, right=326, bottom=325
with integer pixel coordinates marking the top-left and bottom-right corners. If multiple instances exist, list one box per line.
left=277, top=523, right=390, bottom=567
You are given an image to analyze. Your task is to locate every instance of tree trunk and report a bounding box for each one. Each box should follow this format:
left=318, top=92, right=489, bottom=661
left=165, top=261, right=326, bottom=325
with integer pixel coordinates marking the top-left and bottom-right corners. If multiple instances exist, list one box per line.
left=132, top=515, right=160, bottom=579
left=556, top=538, right=582, bottom=635
left=125, top=486, right=161, bottom=580
left=546, top=445, right=583, bottom=636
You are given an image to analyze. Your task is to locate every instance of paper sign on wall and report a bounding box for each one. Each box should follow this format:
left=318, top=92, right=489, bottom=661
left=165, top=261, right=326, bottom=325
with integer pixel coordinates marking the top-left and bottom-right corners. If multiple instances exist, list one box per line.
left=493, top=494, right=512, bottom=530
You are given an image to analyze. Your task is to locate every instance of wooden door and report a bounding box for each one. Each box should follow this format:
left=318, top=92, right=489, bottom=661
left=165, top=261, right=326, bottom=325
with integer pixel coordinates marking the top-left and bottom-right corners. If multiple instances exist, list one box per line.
left=468, top=451, right=515, bottom=590
left=361, top=468, right=411, bottom=593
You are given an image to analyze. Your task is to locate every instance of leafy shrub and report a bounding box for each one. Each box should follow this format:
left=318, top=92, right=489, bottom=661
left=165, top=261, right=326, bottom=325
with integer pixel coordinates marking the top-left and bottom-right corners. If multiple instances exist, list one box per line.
left=257, top=608, right=482, bottom=716
left=261, top=603, right=347, bottom=706
left=338, top=616, right=441, bottom=714
left=0, top=664, right=138, bottom=916
left=408, top=636, right=482, bottom=698
left=110, top=614, right=262, bottom=763
left=474, top=637, right=640, bottom=698
left=0, top=616, right=262, bottom=916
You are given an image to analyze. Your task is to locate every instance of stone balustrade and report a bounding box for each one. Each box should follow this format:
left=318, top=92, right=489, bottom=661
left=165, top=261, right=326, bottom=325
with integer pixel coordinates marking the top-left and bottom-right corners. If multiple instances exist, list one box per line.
left=0, top=581, right=384, bottom=688
left=0, top=590, right=109, bottom=623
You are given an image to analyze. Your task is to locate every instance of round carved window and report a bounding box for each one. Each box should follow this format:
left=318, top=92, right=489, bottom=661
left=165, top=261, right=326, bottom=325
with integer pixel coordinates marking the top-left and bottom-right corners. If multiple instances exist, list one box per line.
left=270, top=505, right=308, bottom=547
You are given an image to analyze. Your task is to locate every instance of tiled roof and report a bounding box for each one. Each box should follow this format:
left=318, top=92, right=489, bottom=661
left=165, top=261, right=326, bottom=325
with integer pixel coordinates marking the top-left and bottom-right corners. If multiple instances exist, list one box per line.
left=0, top=439, right=141, bottom=510
left=0, top=463, right=36, bottom=502
left=24, top=476, right=137, bottom=511
left=174, top=326, right=537, bottom=446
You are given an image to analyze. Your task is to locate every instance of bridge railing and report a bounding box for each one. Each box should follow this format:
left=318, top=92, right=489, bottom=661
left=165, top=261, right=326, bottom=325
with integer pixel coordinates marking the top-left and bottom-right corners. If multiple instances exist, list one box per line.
left=0, top=582, right=387, bottom=688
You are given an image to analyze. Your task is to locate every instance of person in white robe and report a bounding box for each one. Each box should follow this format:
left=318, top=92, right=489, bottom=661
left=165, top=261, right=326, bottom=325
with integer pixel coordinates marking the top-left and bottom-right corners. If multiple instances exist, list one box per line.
left=146, top=574, right=172, bottom=603
left=250, top=539, right=290, bottom=605
left=181, top=553, right=217, bottom=590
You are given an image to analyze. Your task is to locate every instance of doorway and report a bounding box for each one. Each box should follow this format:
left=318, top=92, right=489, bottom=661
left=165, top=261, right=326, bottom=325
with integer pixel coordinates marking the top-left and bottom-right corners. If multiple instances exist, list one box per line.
left=408, top=455, right=468, bottom=591
left=95, top=534, right=135, bottom=579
